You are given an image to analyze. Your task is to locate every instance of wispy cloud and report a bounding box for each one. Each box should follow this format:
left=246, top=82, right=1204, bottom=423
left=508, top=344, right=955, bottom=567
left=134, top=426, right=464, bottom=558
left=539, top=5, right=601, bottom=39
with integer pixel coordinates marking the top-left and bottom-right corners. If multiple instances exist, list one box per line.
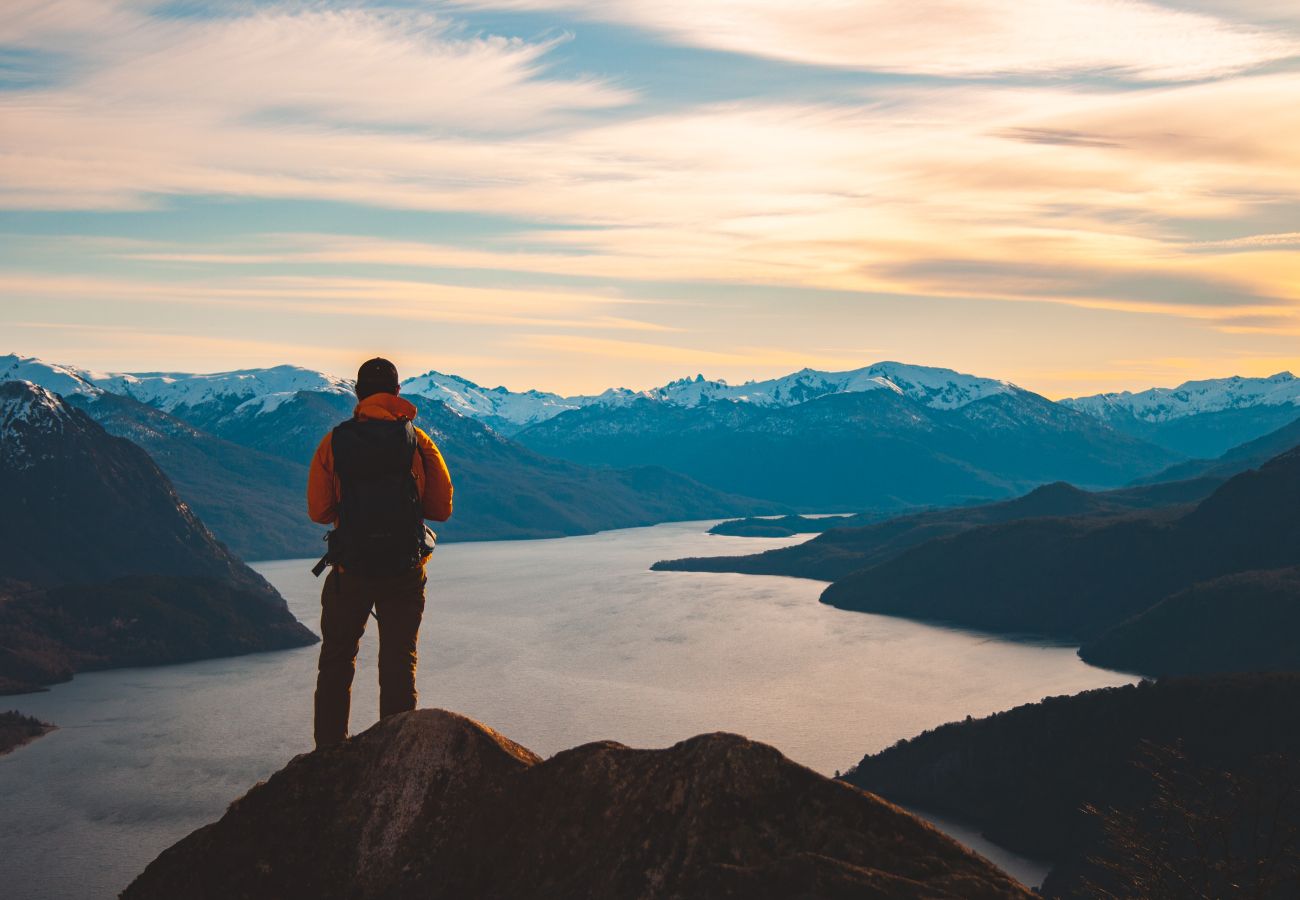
left=0, top=270, right=680, bottom=332
left=3, top=1, right=1300, bottom=394
left=1189, top=232, right=1300, bottom=250
left=452, top=0, right=1300, bottom=80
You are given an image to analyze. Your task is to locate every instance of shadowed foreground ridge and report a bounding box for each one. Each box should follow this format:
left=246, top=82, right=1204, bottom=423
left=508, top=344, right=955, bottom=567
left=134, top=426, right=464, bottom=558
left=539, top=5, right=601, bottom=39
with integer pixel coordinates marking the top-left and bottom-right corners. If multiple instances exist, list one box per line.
left=124, top=709, right=1031, bottom=900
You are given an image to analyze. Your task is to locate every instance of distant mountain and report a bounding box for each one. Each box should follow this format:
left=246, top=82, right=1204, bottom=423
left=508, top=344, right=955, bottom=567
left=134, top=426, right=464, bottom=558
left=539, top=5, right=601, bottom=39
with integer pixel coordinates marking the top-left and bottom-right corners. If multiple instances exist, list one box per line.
left=844, top=674, right=1300, bottom=898
left=399, top=370, right=614, bottom=435
left=1134, top=411, right=1300, bottom=485
left=654, top=477, right=1222, bottom=582
left=7, top=354, right=1182, bottom=514
left=124, top=709, right=1032, bottom=900
left=6, top=355, right=779, bottom=552
left=0, top=381, right=316, bottom=693
left=516, top=387, right=1180, bottom=509
left=403, top=361, right=1022, bottom=434
left=1, top=353, right=352, bottom=431
left=206, top=389, right=782, bottom=543
left=66, top=392, right=324, bottom=561
left=1063, top=372, right=1300, bottom=457
left=818, top=444, right=1300, bottom=644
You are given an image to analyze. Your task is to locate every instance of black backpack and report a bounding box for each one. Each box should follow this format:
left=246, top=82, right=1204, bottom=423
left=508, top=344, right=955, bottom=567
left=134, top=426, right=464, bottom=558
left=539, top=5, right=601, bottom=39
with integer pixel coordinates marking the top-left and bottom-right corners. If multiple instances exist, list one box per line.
left=330, top=418, right=425, bottom=575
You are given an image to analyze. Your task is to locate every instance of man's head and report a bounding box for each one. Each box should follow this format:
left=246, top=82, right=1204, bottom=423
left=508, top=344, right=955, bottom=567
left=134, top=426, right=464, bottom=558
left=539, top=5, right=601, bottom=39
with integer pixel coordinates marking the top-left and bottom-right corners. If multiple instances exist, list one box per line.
left=355, top=357, right=400, bottom=400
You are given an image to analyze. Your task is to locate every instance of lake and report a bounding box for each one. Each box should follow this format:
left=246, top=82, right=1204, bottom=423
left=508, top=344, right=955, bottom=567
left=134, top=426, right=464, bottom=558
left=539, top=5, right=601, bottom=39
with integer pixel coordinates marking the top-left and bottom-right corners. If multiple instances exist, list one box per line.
left=0, top=521, right=1136, bottom=898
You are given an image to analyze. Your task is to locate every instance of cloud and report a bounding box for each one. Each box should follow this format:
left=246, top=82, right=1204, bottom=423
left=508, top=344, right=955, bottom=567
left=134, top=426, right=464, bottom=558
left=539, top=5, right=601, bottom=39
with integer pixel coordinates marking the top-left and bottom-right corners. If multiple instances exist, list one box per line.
left=2, top=2, right=1299, bottom=340
left=6, top=319, right=534, bottom=381
left=451, top=0, right=1300, bottom=80
left=0, top=2, right=631, bottom=134
left=1189, top=232, right=1300, bottom=250
left=0, top=270, right=680, bottom=332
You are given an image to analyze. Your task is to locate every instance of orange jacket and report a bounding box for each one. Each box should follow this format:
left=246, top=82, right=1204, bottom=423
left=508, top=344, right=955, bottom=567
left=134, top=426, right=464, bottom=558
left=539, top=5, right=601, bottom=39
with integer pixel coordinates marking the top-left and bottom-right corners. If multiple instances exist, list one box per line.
left=307, top=392, right=454, bottom=526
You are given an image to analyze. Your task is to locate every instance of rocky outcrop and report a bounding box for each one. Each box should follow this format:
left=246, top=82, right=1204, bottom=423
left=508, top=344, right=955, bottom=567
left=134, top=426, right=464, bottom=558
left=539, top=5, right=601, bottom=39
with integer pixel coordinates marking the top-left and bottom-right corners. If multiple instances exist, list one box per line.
left=124, top=709, right=1032, bottom=900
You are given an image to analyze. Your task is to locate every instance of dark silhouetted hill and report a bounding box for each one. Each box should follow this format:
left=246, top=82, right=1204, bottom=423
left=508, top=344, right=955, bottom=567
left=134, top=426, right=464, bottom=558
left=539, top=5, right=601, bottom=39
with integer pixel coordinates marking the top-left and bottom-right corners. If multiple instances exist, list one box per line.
left=1080, top=567, right=1300, bottom=676
left=124, top=709, right=1032, bottom=900
left=0, top=381, right=315, bottom=693
left=655, top=476, right=1219, bottom=582
left=817, top=446, right=1300, bottom=641
left=844, top=674, right=1300, bottom=898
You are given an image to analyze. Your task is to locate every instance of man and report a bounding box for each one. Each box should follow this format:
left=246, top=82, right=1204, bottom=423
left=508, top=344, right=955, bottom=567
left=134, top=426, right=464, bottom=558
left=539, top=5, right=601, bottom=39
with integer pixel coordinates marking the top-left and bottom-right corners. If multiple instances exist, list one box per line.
left=307, top=357, right=453, bottom=749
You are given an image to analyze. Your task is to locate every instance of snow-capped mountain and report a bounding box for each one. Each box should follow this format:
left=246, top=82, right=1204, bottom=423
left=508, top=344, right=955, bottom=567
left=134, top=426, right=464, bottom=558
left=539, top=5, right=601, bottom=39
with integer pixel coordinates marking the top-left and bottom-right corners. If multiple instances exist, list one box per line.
left=0, top=354, right=353, bottom=416
left=1063, top=372, right=1300, bottom=423
left=1062, top=372, right=1300, bottom=458
left=0, top=380, right=76, bottom=469
left=644, top=363, right=1015, bottom=410
left=399, top=370, right=603, bottom=430
left=401, top=362, right=1017, bottom=432
left=7, top=352, right=1018, bottom=433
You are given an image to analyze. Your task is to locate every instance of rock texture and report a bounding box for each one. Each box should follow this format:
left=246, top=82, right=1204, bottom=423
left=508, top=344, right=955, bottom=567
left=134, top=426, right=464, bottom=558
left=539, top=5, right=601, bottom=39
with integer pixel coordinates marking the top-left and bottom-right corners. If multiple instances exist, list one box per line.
left=124, top=709, right=1032, bottom=900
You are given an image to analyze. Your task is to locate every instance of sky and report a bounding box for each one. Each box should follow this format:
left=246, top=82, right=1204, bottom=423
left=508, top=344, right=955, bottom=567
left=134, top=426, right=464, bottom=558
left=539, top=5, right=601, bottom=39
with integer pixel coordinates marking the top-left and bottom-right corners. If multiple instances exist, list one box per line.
left=1, top=0, right=1299, bottom=398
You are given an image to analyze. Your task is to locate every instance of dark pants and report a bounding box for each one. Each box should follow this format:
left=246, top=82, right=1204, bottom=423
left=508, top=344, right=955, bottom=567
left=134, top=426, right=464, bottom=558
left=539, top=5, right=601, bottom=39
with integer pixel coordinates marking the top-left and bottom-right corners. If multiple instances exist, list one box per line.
left=314, top=565, right=427, bottom=749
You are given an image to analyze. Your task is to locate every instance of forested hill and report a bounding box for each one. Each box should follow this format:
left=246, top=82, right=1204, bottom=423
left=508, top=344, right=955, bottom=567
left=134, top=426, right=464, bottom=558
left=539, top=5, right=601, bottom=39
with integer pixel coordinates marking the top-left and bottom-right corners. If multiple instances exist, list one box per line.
left=844, top=674, right=1300, bottom=899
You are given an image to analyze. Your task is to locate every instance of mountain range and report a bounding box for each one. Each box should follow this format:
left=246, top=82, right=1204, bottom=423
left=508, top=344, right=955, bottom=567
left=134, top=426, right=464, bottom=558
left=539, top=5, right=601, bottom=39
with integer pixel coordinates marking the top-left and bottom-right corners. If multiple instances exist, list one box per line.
left=404, top=363, right=1300, bottom=464
left=403, top=362, right=1019, bottom=433
left=9, top=351, right=1300, bottom=553
left=1062, top=371, right=1300, bottom=457
left=510, top=387, right=1179, bottom=509
left=0, top=381, right=316, bottom=693
left=3, top=355, right=780, bottom=557
left=10, top=353, right=1298, bottom=456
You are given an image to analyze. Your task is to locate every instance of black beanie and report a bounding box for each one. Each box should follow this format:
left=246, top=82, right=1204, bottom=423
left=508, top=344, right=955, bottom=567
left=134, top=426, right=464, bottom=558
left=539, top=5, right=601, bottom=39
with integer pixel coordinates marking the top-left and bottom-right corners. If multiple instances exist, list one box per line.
left=356, top=357, right=400, bottom=399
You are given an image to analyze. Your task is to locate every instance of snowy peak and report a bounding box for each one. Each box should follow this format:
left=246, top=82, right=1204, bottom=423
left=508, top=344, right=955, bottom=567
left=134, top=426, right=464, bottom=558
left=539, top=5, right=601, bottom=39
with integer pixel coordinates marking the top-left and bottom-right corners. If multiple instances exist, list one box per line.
left=402, top=362, right=1018, bottom=428
left=1, top=354, right=107, bottom=399
left=0, top=380, right=81, bottom=470
left=96, top=364, right=354, bottom=413
left=1063, top=372, right=1300, bottom=423
left=6, top=352, right=1021, bottom=432
left=642, top=362, right=1014, bottom=411
left=0, top=380, right=72, bottom=432
left=2, top=354, right=353, bottom=418
left=400, top=370, right=593, bottom=427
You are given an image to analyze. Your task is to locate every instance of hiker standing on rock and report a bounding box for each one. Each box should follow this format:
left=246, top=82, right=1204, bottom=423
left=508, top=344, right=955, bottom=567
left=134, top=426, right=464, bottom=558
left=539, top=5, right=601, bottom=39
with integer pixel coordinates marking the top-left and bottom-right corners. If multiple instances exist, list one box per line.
left=307, top=358, right=453, bottom=749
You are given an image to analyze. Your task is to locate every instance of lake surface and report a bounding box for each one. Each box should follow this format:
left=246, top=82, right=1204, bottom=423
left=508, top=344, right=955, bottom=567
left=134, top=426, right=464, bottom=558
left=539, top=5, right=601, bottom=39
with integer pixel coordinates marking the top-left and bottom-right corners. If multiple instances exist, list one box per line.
left=0, top=521, right=1136, bottom=898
